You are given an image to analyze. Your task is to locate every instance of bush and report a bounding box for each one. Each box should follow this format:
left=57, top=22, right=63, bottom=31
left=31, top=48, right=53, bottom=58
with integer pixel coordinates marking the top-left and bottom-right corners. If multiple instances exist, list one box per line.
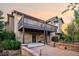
left=60, top=33, right=65, bottom=42
left=64, top=35, right=72, bottom=43
left=1, top=40, right=21, bottom=50
left=2, top=31, right=16, bottom=41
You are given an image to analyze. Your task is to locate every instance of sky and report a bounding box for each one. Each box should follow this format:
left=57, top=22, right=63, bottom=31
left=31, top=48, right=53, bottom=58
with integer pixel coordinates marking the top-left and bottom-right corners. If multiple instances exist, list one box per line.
left=0, top=3, right=74, bottom=33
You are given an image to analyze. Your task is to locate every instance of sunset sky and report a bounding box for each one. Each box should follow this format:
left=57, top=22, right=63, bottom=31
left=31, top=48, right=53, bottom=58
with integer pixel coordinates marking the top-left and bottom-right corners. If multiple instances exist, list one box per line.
left=0, top=3, right=74, bottom=33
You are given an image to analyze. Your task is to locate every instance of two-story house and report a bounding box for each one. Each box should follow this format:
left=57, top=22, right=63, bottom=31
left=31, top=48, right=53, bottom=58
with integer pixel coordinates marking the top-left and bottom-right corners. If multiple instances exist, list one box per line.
left=5, top=10, right=57, bottom=44
left=46, top=16, right=64, bottom=42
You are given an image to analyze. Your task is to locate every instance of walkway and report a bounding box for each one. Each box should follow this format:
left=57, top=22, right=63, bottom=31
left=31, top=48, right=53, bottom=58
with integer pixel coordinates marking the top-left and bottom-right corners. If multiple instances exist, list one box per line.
left=30, top=45, right=79, bottom=56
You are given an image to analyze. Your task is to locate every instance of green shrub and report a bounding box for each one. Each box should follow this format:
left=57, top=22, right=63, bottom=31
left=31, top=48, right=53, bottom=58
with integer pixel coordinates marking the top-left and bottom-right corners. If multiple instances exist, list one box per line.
left=1, top=40, right=21, bottom=50
left=2, top=31, right=16, bottom=41
left=64, top=35, right=72, bottom=43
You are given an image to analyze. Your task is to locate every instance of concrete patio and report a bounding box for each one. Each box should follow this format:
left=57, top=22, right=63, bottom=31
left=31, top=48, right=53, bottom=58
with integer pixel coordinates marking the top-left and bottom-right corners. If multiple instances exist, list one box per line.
left=30, top=45, right=79, bottom=56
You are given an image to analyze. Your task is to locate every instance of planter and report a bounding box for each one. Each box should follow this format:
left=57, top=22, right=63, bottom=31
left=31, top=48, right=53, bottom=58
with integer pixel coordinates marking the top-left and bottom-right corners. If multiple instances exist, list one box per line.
left=66, top=44, right=79, bottom=52
left=21, top=46, right=39, bottom=56
left=56, top=43, right=67, bottom=50
left=49, top=42, right=79, bottom=52
left=0, top=49, right=21, bottom=56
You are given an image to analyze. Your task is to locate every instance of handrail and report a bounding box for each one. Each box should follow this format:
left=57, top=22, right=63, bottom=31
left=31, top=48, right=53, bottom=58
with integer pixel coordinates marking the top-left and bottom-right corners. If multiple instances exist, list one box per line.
left=18, top=17, right=53, bottom=31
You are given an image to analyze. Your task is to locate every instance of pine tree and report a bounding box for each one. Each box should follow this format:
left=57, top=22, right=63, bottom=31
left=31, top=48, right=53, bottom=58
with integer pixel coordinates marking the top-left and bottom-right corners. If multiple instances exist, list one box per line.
left=0, top=10, right=4, bottom=40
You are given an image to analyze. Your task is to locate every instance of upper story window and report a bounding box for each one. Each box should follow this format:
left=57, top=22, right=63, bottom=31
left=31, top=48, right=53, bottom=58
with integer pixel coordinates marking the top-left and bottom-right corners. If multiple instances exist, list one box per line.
left=54, top=20, right=58, bottom=23
left=48, top=22, right=51, bottom=24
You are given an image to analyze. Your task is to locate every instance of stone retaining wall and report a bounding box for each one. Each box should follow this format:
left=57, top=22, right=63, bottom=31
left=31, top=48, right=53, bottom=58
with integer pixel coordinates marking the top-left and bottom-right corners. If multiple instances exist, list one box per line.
left=21, top=46, right=39, bottom=56
left=0, top=50, right=21, bottom=56
left=66, top=44, right=79, bottom=52
left=49, top=42, right=79, bottom=52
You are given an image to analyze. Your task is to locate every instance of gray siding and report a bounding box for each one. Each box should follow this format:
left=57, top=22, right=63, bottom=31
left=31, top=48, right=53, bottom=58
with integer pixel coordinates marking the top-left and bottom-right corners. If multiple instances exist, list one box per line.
left=18, top=17, right=54, bottom=32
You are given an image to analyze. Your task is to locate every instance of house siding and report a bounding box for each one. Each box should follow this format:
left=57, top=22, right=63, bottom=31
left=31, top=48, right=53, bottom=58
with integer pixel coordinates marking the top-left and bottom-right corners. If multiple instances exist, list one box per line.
left=5, top=14, right=14, bottom=32
left=12, top=13, right=22, bottom=41
left=36, top=32, right=44, bottom=43
left=24, top=31, right=32, bottom=44
left=5, top=10, right=56, bottom=44
left=12, top=13, right=46, bottom=44
left=18, top=31, right=49, bottom=44
left=46, top=16, right=64, bottom=41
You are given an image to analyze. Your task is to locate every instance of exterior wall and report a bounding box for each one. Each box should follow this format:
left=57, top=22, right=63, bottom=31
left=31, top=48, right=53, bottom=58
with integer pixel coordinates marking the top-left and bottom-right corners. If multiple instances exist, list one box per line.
left=17, top=31, right=23, bottom=43
left=5, top=14, right=22, bottom=42
left=47, top=35, right=50, bottom=43
left=8, top=16, right=14, bottom=32
left=12, top=13, right=46, bottom=44
left=58, top=20, right=63, bottom=33
left=24, top=31, right=32, bottom=44
left=5, top=23, right=9, bottom=32
left=18, top=30, right=50, bottom=44
left=6, top=11, right=52, bottom=44
left=36, top=32, right=44, bottom=43
left=47, top=17, right=63, bottom=41
left=18, top=30, right=32, bottom=44
left=13, top=13, right=22, bottom=40
left=36, top=32, right=50, bottom=43
left=5, top=15, right=14, bottom=32
left=48, top=18, right=63, bottom=33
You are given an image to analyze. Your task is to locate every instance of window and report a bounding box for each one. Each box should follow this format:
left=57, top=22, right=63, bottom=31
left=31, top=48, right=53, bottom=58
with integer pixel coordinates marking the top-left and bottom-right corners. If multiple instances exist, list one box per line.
left=54, top=21, right=58, bottom=23
left=48, top=22, right=51, bottom=24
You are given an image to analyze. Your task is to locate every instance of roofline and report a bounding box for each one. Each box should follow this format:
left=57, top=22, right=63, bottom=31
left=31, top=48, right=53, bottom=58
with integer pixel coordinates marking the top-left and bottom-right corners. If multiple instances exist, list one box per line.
left=60, top=18, right=64, bottom=23
left=46, top=16, right=58, bottom=23
left=13, top=10, right=45, bottom=23
left=7, top=14, right=14, bottom=17
left=12, top=10, right=57, bottom=28
left=46, top=16, right=64, bottom=23
left=6, top=14, right=14, bottom=24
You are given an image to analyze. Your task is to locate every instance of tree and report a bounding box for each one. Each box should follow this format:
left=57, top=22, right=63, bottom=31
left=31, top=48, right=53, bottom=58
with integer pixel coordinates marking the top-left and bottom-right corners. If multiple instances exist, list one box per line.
left=74, top=9, right=79, bottom=42
left=64, top=23, right=74, bottom=43
left=0, top=10, right=4, bottom=40
left=66, top=9, right=79, bottom=43
left=61, top=3, right=79, bottom=43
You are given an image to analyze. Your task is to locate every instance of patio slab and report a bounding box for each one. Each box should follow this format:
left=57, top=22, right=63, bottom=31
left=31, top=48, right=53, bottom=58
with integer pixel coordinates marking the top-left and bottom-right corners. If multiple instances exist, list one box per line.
left=22, top=43, right=44, bottom=48
left=30, top=45, right=79, bottom=56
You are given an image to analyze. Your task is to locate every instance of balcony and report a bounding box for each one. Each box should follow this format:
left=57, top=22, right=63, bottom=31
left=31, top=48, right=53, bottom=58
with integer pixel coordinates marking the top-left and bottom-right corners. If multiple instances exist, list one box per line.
left=18, top=17, right=54, bottom=32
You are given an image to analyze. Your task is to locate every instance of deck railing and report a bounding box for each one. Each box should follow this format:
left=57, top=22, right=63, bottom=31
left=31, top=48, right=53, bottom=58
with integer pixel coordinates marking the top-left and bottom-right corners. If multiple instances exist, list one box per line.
left=18, top=17, right=53, bottom=31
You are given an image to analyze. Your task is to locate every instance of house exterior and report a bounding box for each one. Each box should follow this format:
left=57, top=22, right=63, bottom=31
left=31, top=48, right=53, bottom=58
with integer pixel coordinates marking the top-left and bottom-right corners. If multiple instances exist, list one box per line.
left=5, top=10, right=57, bottom=44
left=5, top=14, right=14, bottom=32
left=46, top=16, right=64, bottom=41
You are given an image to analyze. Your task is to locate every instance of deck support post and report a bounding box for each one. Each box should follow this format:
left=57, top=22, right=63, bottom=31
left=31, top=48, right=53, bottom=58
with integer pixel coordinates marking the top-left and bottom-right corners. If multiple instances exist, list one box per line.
left=23, top=27, right=25, bottom=44
left=45, top=31, right=48, bottom=44
left=22, top=15, right=25, bottom=44
left=44, top=23, right=48, bottom=45
left=44, top=29, right=45, bottom=44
